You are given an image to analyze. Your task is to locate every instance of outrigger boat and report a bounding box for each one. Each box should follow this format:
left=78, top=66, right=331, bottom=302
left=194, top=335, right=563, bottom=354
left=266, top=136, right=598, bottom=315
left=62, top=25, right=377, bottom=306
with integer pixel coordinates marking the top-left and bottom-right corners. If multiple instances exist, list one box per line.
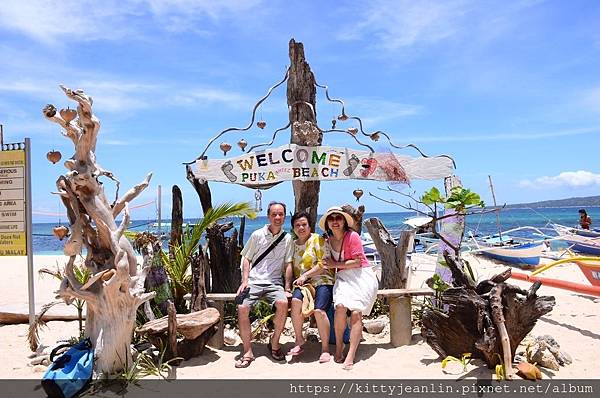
left=468, top=226, right=548, bottom=268
left=532, top=254, right=600, bottom=287
left=552, top=224, right=600, bottom=255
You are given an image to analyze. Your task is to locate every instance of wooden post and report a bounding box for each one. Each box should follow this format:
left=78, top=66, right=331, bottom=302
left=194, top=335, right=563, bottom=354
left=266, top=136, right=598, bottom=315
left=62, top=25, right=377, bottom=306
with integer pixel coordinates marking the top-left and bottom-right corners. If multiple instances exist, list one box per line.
left=389, top=297, right=412, bottom=347
left=288, top=39, right=321, bottom=229
left=166, top=300, right=179, bottom=362
left=207, top=300, right=226, bottom=349
left=170, top=185, right=183, bottom=255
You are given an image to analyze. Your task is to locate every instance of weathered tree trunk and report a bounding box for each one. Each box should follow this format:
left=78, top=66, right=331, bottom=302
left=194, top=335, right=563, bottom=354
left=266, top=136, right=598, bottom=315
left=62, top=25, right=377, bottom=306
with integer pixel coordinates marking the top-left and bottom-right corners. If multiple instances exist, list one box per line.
left=166, top=300, right=180, bottom=364
left=170, top=185, right=184, bottom=254
left=190, top=248, right=209, bottom=311
left=421, top=254, right=555, bottom=370
left=342, top=204, right=365, bottom=234
left=364, top=217, right=413, bottom=289
left=189, top=177, right=242, bottom=293
left=206, top=223, right=242, bottom=292
left=288, top=38, right=321, bottom=229
left=44, top=86, right=154, bottom=374
left=186, top=166, right=212, bottom=214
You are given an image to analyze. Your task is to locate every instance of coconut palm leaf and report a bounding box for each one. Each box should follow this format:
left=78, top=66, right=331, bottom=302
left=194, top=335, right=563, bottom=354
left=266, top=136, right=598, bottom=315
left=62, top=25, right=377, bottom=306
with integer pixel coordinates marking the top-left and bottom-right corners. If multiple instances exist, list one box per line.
left=28, top=300, right=63, bottom=352
left=160, top=201, right=256, bottom=308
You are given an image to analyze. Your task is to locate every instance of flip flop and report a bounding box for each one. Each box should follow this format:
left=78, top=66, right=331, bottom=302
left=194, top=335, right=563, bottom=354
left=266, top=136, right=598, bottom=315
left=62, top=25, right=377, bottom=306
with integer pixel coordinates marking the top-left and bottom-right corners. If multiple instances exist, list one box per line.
left=334, top=355, right=345, bottom=364
left=342, top=362, right=354, bottom=370
left=267, top=341, right=285, bottom=361
left=288, top=344, right=304, bottom=357
left=318, top=352, right=331, bottom=363
left=234, top=356, right=255, bottom=368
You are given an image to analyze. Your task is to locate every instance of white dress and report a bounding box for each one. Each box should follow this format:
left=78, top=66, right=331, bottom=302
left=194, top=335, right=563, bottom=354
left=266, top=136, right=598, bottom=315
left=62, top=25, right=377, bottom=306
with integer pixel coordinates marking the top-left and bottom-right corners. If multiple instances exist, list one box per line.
left=331, top=247, right=379, bottom=315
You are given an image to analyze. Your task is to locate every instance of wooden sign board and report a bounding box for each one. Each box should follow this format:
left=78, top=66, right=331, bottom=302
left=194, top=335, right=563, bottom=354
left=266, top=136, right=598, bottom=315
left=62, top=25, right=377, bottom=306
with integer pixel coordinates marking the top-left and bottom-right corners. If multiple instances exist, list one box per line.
left=193, top=144, right=454, bottom=188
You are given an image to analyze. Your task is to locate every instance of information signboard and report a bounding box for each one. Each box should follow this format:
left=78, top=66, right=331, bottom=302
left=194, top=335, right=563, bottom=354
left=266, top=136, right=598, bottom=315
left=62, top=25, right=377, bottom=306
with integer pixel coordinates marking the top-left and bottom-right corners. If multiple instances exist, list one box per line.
left=0, top=149, right=26, bottom=256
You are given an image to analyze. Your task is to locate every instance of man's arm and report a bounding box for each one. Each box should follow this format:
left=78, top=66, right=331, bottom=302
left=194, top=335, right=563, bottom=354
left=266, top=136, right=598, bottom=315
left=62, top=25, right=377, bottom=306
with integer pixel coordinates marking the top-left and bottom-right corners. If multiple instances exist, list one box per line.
left=284, top=261, right=293, bottom=293
left=237, top=255, right=251, bottom=295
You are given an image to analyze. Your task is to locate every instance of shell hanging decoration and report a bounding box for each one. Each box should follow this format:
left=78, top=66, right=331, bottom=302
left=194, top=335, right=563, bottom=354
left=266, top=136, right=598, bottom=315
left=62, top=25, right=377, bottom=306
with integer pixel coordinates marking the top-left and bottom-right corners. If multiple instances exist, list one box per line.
left=347, top=127, right=358, bottom=136
left=353, top=189, right=364, bottom=201
left=256, top=120, right=267, bottom=129
left=59, top=107, right=77, bottom=123
left=52, top=225, right=70, bottom=240
left=237, top=139, right=248, bottom=152
left=220, top=142, right=232, bottom=156
left=337, top=113, right=349, bottom=121
left=370, top=132, right=380, bottom=142
left=46, top=150, right=62, bottom=164
left=254, top=189, right=263, bottom=212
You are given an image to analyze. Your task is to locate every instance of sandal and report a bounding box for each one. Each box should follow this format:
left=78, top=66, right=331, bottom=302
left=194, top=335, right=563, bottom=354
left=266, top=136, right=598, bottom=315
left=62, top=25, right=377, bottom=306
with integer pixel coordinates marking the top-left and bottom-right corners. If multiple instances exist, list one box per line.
left=334, top=355, right=345, bottom=364
left=234, top=356, right=255, bottom=368
left=267, top=341, right=285, bottom=361
left=342, top=362, right=354, bottom=370
left=288, top=344, right=305, bottom=357
left=318, top=352, right=331, bottom=363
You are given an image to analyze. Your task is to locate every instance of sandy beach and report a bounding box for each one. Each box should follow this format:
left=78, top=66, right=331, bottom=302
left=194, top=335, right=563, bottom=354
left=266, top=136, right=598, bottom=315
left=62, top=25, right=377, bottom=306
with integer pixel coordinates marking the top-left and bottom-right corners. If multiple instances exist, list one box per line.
left=1, top=253, right=598, bottom=379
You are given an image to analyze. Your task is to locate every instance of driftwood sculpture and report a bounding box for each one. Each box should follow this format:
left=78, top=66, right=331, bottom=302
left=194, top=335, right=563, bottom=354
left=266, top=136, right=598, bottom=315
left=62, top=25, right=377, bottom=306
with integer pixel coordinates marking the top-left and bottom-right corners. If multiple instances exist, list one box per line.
left=421, top=254, right=555, bottom=379
left=43, top=86, right=155, bottom=374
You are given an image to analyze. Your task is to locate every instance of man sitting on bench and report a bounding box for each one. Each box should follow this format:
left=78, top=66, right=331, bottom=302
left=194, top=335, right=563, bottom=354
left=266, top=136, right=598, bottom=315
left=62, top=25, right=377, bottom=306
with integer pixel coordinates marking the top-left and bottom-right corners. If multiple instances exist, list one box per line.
left=234, top=201, right=293, bottom=368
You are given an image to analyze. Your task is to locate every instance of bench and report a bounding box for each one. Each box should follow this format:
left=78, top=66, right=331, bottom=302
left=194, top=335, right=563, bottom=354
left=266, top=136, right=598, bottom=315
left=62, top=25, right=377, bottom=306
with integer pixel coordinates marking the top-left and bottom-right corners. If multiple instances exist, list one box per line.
left=197, top=288, right=433, bottom=349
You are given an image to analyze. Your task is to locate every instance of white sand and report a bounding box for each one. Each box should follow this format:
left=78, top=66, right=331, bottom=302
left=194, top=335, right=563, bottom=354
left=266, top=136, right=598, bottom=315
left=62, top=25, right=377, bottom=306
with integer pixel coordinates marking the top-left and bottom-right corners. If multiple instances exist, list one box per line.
left=1, top=254, right=598, bottom=379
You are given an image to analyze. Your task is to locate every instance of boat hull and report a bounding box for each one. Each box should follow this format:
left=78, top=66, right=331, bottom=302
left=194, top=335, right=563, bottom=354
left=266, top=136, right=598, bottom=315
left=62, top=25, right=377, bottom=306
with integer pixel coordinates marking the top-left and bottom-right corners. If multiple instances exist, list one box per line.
left=480, top=243, right=543, bottom=266
left=568, top=241, right=600, bottom=256
left=574, top=261, right=600, bottom=287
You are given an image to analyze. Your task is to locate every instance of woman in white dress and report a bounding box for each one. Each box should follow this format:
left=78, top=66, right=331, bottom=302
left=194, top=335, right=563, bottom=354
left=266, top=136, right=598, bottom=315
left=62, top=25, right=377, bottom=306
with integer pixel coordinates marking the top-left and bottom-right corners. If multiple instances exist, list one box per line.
left=319, top=206, right=378, bottom=370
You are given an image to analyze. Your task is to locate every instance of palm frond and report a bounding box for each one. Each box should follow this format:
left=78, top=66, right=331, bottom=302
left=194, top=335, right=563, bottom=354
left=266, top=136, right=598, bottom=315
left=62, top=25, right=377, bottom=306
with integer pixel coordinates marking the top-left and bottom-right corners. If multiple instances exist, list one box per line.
left=28, top=300, right=63, bottom=352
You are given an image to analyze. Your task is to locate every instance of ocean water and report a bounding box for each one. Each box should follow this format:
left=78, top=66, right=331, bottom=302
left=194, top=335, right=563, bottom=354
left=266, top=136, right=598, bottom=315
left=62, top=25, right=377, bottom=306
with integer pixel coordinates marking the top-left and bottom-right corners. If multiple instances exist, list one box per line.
left=31, top=206, right=600, bottom=255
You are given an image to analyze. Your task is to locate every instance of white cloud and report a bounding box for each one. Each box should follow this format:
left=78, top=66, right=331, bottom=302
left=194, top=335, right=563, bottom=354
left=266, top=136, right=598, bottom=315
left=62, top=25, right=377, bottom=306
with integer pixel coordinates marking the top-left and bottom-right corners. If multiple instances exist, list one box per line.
left=343, top=98, right=422, bottom=126
left=519, top=170, right=600, bottom=188
left=337, top=0, right=470, bottom=51
left=404, top=126, right=600, bottom=143
left=580, top=86, right=600, bottom=114
left=0, top=0, right=263, bottom=44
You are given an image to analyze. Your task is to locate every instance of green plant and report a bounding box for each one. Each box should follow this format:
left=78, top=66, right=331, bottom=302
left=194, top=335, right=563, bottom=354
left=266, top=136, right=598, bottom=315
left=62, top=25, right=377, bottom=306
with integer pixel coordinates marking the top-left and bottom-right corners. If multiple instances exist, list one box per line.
left=441, top=352, right=472, bottom=373
left=160, top=201, right=256, bottom=310
left=250, top=301, right=276, bottom=339
left=365, top=298, right=389, bottom=319
left=29, top=260, right=91, bottom=350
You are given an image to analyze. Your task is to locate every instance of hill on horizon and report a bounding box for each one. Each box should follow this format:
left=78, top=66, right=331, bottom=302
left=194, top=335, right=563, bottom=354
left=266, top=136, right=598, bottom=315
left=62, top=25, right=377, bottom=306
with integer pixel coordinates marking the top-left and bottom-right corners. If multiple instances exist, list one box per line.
left=507, top=195, right=600, bottom=208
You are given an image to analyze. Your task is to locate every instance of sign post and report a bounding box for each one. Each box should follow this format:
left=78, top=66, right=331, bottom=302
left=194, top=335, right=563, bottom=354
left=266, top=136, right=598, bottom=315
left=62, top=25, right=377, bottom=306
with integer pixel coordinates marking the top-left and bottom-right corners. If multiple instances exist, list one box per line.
left=0, top=137, right=34, bottom=325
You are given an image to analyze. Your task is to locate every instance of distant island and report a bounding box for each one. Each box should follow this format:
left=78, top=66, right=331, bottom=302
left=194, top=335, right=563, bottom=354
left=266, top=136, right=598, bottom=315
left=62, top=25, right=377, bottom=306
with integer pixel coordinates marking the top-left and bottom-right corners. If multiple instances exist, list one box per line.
left=505, top=195, right=600, bottom=208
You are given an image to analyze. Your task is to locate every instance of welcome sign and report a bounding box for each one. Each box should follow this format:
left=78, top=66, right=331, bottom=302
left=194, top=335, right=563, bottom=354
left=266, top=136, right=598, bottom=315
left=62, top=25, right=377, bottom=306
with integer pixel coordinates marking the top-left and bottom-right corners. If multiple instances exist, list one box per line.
left=193, top=144, right=454, bottom=188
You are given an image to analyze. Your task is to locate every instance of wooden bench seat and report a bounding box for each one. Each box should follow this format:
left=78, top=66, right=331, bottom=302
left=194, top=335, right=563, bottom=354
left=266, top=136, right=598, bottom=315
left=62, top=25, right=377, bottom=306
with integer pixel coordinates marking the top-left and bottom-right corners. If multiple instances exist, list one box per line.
left=192, top=289, right=433, bottom=349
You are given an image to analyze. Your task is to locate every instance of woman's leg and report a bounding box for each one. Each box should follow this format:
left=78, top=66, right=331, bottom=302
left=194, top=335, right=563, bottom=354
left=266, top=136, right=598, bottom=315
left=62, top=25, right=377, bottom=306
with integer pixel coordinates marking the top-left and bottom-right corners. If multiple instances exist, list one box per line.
left=313, top=285, right=333, bottom=356
left=334, top=304, right=347, bottom=362
left=313, top=309, right=330, bottom=354
left=290, top=297, right=305, bottom=346
left=344, top=310, right=363, bottom=367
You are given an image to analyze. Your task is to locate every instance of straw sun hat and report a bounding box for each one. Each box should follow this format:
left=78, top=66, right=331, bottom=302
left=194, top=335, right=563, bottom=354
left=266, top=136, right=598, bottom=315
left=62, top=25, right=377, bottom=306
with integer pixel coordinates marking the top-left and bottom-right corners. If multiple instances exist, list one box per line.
left=318, top=206, right=354, bottom=232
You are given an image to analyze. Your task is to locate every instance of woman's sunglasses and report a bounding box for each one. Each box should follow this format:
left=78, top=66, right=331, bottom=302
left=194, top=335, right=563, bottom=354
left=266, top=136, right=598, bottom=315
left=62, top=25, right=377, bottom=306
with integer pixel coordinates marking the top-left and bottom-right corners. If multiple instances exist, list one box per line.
left=327, top=214, right=344, bottom=221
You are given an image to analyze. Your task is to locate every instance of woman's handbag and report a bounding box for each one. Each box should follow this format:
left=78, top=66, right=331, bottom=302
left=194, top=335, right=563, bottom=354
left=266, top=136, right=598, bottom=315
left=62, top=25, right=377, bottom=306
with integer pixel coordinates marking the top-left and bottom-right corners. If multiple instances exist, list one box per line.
left=41, top=338, right=94, bottom=398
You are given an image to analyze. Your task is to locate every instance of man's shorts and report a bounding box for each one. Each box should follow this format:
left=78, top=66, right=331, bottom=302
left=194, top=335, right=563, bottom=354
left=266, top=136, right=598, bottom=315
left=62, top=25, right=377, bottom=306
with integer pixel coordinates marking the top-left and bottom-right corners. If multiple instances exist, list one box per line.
left=292, top=284, right=333, bottom=310
left=242, top=282, right=287, bottom=308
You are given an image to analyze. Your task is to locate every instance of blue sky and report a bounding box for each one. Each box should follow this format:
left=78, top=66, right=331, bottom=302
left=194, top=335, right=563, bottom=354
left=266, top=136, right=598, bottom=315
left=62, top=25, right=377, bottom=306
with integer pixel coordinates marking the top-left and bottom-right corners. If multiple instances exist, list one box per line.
left=1, top=0, right=599, bottom=222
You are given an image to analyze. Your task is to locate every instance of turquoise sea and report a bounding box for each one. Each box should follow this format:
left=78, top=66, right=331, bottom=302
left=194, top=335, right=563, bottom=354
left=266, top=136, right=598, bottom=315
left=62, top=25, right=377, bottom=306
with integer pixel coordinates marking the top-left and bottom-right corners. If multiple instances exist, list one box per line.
left=31, top=206, right=600, bottom=255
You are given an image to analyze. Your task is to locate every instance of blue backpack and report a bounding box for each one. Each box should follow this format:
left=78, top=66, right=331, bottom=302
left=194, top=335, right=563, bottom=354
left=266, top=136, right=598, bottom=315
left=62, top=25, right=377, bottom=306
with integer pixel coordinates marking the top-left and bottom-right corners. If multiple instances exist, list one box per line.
left=41, top=338, right=94, bottom=398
